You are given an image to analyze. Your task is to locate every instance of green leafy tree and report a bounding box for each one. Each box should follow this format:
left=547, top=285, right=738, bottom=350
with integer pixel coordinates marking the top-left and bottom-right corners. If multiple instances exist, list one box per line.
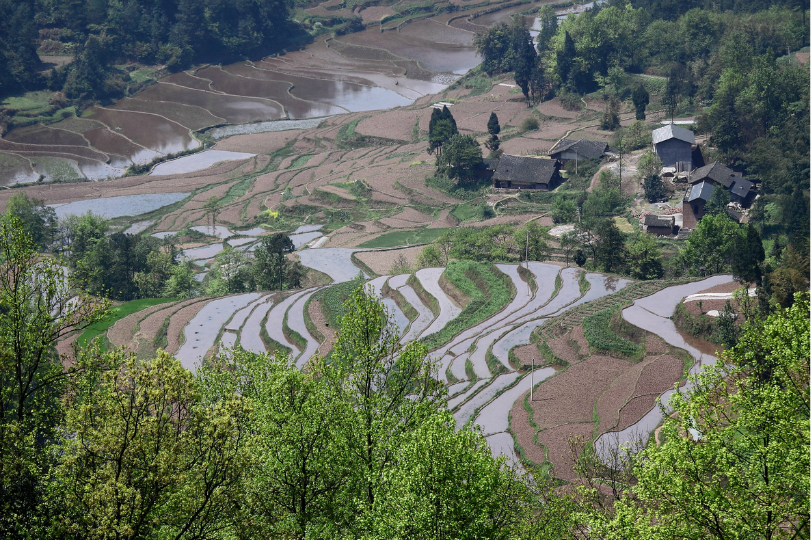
left=326, top=286, right=444, bottom=526
left=473, top=23, right=514, bottom=74
left=637, top=149, right=663, bottom=180
left=3, top=193, right=57, bottom=251
left=680, top=212, right=742, bottom=274
left=626, top=233, right=663, bottom=279
left=0, top=216, right=109, bottom=537
left=203, top=349, right=350, bottom=538
left=600, top=294, right=810, bottom=539
left=643, top=175, right=666, bottom=203
left=704, top=184, right=731, bottom=216
left=600, top=97, right=621, bottom=130
left=535, top=5, right=558, bottom=53
left=436, top=134, right=483, bottom=180
left=594, top=219, right=626, bottom=273
left=46, top=349, right=251, bottom=539
left=631, top=83, right=649, bottom=120
left=511, top=20, right=537, bottom=105
left=552, top=195, right=577, bottom=224
left=254, top=233, right=295, bottom=291
left=731, top=223, right=765, bottom=284
left=428, top=105, right=458, bottom=156
left=515, top=221, right=550, bottom=261
left=485, top=112, right=501, bottom=152
left=365, top=410, right=530, bottom=539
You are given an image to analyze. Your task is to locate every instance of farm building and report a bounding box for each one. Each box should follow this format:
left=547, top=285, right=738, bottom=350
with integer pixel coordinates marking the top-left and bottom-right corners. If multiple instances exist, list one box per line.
left=490, top=155, right=561, bottom=190
left=548, top=138, right=609, bottom=162
left=689, top=162, right=753, bottom=204
left=641, top=213, right=677, bottom=236
left=682, top=180, right=715, bottom=229
left=652, top=124, right=696, bottom=170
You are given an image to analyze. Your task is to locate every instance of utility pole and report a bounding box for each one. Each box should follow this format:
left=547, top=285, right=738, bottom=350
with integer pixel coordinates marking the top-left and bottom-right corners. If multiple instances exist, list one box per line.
left=531, top=357, right=534, bottom=401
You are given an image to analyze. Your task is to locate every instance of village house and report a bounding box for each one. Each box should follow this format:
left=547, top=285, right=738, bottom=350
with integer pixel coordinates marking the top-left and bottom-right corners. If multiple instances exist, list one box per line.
left=548, top=138, right=609, bottom=162
left=688, top=162, right=753, bottom=204
left=641, top=213, right=677, bottom=236
left=490, top=155, right=562, bottom=190
left=652, top=124, right=697, bottom=171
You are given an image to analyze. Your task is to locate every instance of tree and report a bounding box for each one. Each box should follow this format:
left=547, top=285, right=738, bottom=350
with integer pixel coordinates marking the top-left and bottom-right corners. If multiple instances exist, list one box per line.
left=203, top=349, right=350, bottom=539
left=601, top=294, right=810, bottom=539
left=557, top=31, right=577, bottom=89
left=3, top=193, right=57, bottom=251
left=0, top=216, right=108, bottom=537
left=704, top=185, right=730, bottom=216
left=511, top=20, right=537, bottom=106
left=551, top=195, right=577, bottom=223
left=473, top=23, right=514, bottom=74
left=365, top=409, right=530, bottom=539
left=594, top=219, right=626, bottom=273
left=626, top=233, right=663, bottom=279
left=485, top=112, right=501, bottom=152
left=535, top=5, right=558, bottom=53
left=436, top=134, right=483, bottom=180
left=731, top=224, right=765, bottom=284
left=428, top=105, right=458, bottom=155
left=643, top=175, right=666, bottom=203
left=680, top=212, right=742, bottom=274
left=326, top=286, right=444, bottom=523
left=560, top=230, right=579, bottom=266
left=631, top=83, right=649, bottom=120
left=600, top=97, right=621, bottom=130
left=515, top=221, right=550, bottom=261
left=45, top=349, right=251, bottom=539
left=637, top=149, right=663, bottom=180
left=254, top=233, right=295, bottom=291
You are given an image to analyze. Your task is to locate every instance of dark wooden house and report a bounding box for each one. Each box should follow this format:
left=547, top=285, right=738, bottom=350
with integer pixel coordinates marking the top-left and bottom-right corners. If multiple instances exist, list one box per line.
left=689, top=162, right=753, bottom=204
left=653, top=124, right=695, bottom=170
left=491, top=155, right=561, bottom=190
left=549, top=138, right=608, bottom=162
left=641, top=213, right=676, bottom=236
left=682, top=180, right=714, bottom=229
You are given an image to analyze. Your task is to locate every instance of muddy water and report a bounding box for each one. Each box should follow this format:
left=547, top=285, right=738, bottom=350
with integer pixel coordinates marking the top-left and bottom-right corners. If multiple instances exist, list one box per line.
left=297, top=248, right=365, bottom=283
left=175, top=293, right=262, bottom=371
left=240, top=300, right=275, bottom=354
left=474, top=367, right=556, bottom=434
left=150, top=150, right=255, bottom=176
left=454, top=372, right=521, bottom=430
left=396, top=284, right=434, bottom=344
left=50, top=192, right=189, bottom=219
left=288, top=289, right=320, bottom=368
left=416, top=267, right=463, bottom=339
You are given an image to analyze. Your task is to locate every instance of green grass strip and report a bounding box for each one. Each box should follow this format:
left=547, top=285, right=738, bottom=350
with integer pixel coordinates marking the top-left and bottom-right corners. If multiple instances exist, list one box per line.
left=582, top=306, right=642, bottom=356
left=421, top=261, right=514, bottom=349
left=77, top=298, right=176, bottom=351
left=357, top=227, right=452, bottom=248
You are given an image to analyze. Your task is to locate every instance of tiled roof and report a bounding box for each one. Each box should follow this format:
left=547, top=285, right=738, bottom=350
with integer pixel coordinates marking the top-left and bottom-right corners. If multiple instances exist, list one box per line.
left=730, top=177, right=753, bottom=199
left=690, top=162, right=738, bottom=188
left=492, top=155, right=558, bottom=185
left=549, top=138, right=608, bottom=159
left=652, top=124, right=695, bottom=145
left=642, top=214, right=675, bottom=228
left=687, top=180, right=715, bottom=202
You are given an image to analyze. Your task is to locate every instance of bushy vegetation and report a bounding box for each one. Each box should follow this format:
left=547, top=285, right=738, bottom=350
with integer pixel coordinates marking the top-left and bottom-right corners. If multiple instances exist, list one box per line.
left=582, top=306, right=642, bottom=357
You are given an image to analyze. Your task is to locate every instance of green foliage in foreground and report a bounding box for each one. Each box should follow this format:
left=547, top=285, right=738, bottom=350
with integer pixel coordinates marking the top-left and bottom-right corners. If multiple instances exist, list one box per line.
left=595, top=293, right=810, bottom=539
left=581, top=306, right=642, bottom=357
left=421, top=261, right=514, bottom=349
